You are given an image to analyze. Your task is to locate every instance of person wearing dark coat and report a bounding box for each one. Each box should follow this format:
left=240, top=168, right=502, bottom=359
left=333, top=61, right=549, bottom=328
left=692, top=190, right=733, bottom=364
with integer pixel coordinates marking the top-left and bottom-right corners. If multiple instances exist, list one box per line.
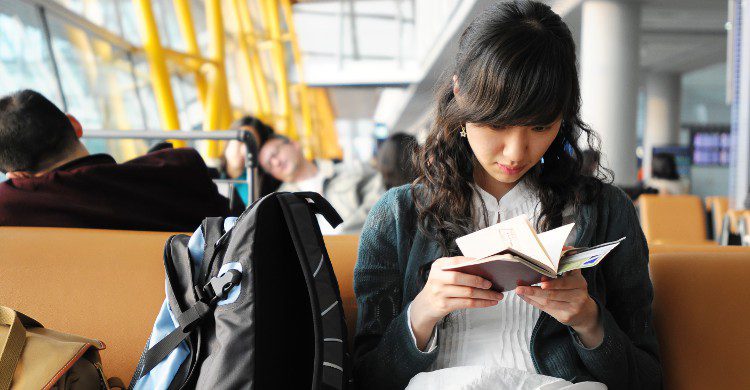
left=0, top=89, right=231, bottom=232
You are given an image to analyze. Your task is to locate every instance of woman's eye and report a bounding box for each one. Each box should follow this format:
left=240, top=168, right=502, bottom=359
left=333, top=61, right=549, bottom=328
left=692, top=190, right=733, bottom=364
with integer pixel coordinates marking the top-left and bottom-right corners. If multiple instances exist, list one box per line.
left=532, top=125, right=549, bottom=132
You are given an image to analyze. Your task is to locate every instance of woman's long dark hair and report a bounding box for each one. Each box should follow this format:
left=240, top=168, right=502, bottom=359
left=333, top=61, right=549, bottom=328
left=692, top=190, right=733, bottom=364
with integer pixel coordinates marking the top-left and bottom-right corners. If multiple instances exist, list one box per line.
left=413, top=1, right=610, bottom=256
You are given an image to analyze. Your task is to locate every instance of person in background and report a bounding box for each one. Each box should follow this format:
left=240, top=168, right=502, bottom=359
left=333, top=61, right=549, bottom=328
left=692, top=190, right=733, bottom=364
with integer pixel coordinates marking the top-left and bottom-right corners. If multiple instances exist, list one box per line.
left=353, top=2, right=660, bottom=389
left=258, top=135, right=384, bottom=234
left=644, top=152, right=690, bottom=195
left=376, top=133, right=419, bottom=190
left=0, top=89, right=231, bottom=232
left=223, top=115, right=281, bottom=206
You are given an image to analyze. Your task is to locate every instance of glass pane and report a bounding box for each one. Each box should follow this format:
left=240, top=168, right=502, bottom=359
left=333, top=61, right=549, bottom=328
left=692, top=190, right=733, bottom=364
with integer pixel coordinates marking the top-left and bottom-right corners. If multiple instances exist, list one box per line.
left=47, top=16, right=104, bottom=128
left=54, top=0, right=139, bottom=43
left=171, top=73, right=202, bottom=130
left=91, top=37, right=146, bottom=130
left=152, top=0, right=184, bottom=51
left=0, top=0, right=63, bottom=105
left=133, top=57, right=163, bottom=129
left=115, top=0, right=142, bottom=44
left=46, top=15, right=151, bottom=132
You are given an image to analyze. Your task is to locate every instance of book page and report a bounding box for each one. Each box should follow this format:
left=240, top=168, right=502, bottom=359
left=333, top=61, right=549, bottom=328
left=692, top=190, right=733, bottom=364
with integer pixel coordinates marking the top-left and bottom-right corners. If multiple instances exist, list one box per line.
left=456, top=214, right=554, bottom=271
left=455, top=222, right=512, bottom=259
left=537, top=223, right=575, bottom=272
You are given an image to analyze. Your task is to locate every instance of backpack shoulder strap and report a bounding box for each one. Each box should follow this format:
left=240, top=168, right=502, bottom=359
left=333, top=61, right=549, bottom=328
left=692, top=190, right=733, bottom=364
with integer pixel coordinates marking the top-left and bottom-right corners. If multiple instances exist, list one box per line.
left=275, top=192, right=348, bottom=390
left=164, top=235, right=194, bottom=314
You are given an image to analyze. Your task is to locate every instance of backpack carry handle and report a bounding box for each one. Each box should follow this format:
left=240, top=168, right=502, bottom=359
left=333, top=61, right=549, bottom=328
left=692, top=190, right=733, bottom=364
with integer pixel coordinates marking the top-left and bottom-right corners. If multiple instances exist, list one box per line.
left=294, top=192, right=344, bottom=229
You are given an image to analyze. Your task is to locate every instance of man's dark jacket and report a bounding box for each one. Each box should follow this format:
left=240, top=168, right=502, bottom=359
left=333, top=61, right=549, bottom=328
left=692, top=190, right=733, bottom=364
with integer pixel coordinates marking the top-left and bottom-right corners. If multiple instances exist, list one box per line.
left=0, top=147, right=231, bottom=232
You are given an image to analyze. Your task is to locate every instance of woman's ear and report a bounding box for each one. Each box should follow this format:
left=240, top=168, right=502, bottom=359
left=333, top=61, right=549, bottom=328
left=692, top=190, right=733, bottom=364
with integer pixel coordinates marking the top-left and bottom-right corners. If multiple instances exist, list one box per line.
left=66, top=114, right=83, bottom=138
left=452, top=75, right=460, bottom=96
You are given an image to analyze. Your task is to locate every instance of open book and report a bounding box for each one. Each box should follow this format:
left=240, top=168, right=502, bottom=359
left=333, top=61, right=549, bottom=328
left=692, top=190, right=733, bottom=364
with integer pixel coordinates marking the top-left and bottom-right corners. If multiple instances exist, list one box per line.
left=443, top=214, right=625, bottom=292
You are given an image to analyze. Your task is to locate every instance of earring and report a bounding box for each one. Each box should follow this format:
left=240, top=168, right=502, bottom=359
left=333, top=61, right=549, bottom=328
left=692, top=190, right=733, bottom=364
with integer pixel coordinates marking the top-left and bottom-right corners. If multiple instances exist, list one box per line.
left=460, top=125, right=467, bottom=138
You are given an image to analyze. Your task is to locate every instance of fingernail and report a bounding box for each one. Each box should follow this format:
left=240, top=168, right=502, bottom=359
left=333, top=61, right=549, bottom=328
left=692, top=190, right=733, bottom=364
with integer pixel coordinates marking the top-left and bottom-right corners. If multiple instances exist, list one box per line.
left=496, top=293, right=504, bottom=300
left=484, top=281, right=492, bottom=289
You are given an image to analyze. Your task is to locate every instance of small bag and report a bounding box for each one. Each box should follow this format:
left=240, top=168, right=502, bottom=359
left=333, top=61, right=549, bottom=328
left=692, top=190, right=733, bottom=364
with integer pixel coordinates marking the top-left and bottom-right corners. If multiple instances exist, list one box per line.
left=0, top=306, right=120, bottom=390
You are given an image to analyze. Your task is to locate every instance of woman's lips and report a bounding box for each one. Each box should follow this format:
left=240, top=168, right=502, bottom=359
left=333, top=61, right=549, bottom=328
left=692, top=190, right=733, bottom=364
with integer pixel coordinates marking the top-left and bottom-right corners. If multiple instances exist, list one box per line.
left=497, top=163, right=525, bottom=175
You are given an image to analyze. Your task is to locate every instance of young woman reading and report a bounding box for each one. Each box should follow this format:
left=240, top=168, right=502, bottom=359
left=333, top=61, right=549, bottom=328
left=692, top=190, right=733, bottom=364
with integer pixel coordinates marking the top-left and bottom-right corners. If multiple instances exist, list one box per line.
left=353, top=1, right=661, bottom=389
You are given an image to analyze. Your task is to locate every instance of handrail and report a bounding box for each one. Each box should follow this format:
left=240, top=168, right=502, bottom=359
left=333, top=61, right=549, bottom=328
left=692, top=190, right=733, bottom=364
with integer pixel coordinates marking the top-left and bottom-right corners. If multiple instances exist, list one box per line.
left=83, top=130, right=246, bottom=141
left=83, top=130, right=260, bottom=203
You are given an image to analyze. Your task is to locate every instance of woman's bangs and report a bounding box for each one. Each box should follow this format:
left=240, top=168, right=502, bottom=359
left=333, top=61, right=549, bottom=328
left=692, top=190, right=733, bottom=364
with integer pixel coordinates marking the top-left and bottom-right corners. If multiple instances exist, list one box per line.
left=459, top=34, right=572, bottom=127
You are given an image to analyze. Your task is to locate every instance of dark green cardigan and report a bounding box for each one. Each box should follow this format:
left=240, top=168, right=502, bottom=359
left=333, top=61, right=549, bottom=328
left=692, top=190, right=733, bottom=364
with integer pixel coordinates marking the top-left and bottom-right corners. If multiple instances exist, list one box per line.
left=353, top=184, right=661, bottom=390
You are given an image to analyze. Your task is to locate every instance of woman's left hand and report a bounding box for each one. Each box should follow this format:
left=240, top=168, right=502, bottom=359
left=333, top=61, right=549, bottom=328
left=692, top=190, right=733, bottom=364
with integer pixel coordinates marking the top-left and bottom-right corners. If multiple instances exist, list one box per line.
left=515, top=269, right=604, bottom=348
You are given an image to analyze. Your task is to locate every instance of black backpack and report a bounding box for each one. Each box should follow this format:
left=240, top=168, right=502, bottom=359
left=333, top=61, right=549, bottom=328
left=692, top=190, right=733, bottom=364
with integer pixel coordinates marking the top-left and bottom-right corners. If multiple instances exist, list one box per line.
left=130, top=192, right=351, bottom=389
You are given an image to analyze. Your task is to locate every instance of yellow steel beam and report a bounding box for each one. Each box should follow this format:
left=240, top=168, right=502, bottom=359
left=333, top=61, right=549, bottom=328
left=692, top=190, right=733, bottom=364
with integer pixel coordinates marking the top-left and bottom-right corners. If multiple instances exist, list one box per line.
left=162, top=48, right=218, bottom=72
left=232, top=0, right=263, bottom=115
left=132, top=0, right=184, bottom=146
left=281, top=0, right=314, bottom=158
left=260, top=0, right=296, bottom=139
left=203, top=0, right=233, bottom=159
left=173, top=0, right=208, bottom=106
left=233, top=0, right=271, bottom=118
left=240, top=1, right=273, bottom=119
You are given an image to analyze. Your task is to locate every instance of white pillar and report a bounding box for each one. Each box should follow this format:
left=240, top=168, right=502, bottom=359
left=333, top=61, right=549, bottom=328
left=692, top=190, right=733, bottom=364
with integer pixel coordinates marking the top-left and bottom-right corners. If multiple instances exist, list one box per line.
left=730, top=0, right=750, bottom=208
left=580, top=0, right=640, bottom=186
left=643, top=71, right=682, bottom=180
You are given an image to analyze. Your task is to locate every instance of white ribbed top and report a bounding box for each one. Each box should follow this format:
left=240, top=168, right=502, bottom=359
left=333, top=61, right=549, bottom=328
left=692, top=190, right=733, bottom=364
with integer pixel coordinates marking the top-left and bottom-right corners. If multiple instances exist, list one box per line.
left=429, top=180, right=577, bottom=373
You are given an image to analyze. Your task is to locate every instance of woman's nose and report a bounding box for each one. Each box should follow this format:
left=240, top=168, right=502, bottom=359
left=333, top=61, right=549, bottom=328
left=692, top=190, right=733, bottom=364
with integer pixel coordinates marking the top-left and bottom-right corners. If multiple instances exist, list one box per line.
left=502, top=128, right=528, bottom=162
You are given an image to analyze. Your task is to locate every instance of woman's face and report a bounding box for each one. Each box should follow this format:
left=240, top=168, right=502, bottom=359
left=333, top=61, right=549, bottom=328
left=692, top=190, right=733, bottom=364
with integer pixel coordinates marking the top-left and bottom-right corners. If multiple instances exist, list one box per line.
left=465, top=119, right=562, bottom=185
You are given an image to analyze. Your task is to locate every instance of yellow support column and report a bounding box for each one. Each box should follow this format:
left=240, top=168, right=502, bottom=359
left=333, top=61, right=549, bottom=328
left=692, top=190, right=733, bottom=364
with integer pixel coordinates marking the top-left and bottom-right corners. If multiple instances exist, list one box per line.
left=204, top=0, right=232, bottom=159
left=234, top=0, right=272, bottom=119
left=261, top=0, right=296, bottom=139
left=173, top=0, right=208, bottom=107
left=133, top=0, right=184, bottom=146
left=280, top=0, right=314, bottom=159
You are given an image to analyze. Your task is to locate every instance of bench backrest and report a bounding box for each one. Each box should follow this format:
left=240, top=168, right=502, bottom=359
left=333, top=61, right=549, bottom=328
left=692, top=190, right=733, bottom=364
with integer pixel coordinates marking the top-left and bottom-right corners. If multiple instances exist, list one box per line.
left=639, top=194, right=713, bottom=245
left=5, top=226, right=749, bottom=389
left=650, top=248, right=750, bottom=389
left=0, top=227, right=359, bottom=382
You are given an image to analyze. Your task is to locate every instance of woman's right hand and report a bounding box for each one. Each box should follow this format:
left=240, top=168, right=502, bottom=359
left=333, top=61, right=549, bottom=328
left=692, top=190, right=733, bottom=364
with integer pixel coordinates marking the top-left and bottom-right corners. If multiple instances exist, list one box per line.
left=409, top=256, right=504, bottom=350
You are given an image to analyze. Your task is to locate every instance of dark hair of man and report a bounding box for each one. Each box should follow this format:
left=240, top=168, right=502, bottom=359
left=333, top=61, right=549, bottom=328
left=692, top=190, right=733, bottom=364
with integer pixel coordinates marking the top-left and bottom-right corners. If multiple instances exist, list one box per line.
left=230, top=115, right=275, bottom=147
left=651, top=153, right=680, bottom=180
left=377, top=133, right=419, bottom=190
left=413, top=0, right=612, bottom=256
left=266, top=134, right=292, bottom=145
left=0, top=90, right=77, bottom=173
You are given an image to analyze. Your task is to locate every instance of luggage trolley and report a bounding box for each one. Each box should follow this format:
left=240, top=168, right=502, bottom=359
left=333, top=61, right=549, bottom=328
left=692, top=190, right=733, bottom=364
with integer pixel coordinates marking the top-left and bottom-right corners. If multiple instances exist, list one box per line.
left=82, top=130, right=260, bottom=207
